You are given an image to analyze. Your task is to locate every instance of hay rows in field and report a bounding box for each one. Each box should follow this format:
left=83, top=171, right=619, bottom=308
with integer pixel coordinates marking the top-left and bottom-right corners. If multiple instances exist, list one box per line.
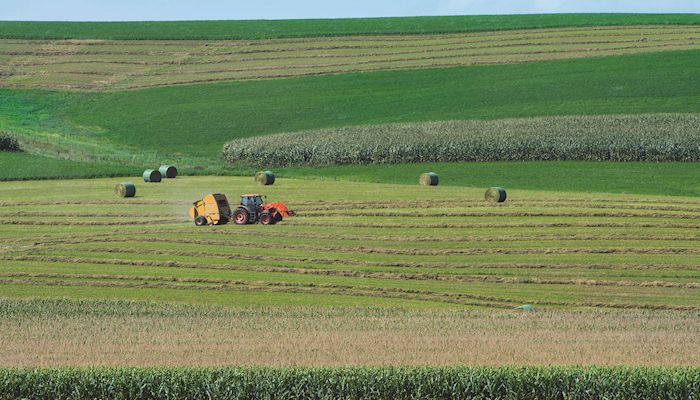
left=2, top=25, right=700, bottom=90
left=2, top=191, right=699, bottom=310
left=5, top=258, right=697, bottom=289
left=2, top=273, right=696, bottom=311
left=10, top=234, right=700, bottom=256
left=224, top=113, right=700, bottom=165
left=16, top=226, right=699, bottom=244
left=46, top=246, right=700, bottom=271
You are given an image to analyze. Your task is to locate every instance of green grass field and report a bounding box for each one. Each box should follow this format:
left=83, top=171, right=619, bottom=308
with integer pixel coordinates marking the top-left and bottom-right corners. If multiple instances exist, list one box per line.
left=1, top=14, right=699, bottom=39
left=1, top=176, right=697, bottom=311
left=2, top=49, right=700, bottom=177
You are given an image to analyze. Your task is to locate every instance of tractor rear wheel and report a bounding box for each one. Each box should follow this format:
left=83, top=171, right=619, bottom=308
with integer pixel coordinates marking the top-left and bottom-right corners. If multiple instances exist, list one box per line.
left=260, top=212, right=273, bottom=225
left=194, top=216, right=207, bottom=226
left=233, top=209, right=248, bottom=225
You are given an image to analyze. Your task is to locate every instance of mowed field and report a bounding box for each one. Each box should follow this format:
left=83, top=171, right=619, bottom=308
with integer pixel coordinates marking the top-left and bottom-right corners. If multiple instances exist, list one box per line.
left=1, top=15, right=699, bottom=397
left=2, top=25, right=700, bottom=90
left=1, top=176, right=698, bottom=366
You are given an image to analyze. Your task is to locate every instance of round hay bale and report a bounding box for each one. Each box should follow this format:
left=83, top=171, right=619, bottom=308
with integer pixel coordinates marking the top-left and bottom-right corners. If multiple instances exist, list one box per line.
left=158, top=165, right=177, bottom=178
left=255, top=170, right=275, bottom=185
left=419, top=172, right=439, bottom=186
left=114, top=182, right=136, bottom=198
left=143, top=169, right=162, bottom=183
left=485, top=187, right=507, bottom=203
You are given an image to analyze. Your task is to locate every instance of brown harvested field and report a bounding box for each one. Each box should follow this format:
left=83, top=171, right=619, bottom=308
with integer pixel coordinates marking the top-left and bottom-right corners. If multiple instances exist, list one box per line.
left=1, top=25, right=699, bottom=90
left=1, top=302, right=698, bottom=367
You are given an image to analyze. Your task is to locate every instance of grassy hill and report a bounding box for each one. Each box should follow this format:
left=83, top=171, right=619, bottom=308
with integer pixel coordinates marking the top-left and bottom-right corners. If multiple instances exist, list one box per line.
left=3, top=25, right=699, bottom=90
left=1, top=14, right=699, bottom=40
left=0, top=15, right=698, bottom=193
left=2, top=48, right=699, bottom=192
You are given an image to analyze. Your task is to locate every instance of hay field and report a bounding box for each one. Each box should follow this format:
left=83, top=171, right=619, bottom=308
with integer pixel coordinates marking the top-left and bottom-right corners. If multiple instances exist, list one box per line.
left=1, top=176, right=698, bottom=311
left=2, top=25, right=700, bottom=90
left=0, top=176, right=699, bottom=366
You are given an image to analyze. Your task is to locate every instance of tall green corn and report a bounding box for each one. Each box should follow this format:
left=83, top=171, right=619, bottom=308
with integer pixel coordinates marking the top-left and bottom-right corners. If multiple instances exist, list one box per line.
left=223, top=113, right=700, bottom=166
left=1, top=366, right=698, bottom=400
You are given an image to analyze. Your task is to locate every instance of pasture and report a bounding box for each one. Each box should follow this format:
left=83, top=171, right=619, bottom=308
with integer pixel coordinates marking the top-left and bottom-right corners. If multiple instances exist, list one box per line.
left=2, top=49, right=700, bottom=178
left=1, top=13, right=699, bottom=40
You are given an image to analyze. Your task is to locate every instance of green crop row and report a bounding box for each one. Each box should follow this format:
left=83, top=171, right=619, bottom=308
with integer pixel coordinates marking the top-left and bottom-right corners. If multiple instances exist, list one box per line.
left=1, top=366, right=698, bottom=400
left=223, top=113, right=700, bottom=166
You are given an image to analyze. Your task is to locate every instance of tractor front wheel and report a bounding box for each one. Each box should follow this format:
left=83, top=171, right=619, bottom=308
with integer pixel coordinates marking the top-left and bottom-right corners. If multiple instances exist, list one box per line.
left=233, top=209, right=248, bottom=225
left=194, top=216, right=207, bottom=226
left=260, top=212, right=273, bottom=225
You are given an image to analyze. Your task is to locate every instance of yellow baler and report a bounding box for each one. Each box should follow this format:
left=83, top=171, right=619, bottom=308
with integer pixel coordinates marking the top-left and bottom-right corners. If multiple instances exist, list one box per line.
left=188, top=193, right=231, bottom=226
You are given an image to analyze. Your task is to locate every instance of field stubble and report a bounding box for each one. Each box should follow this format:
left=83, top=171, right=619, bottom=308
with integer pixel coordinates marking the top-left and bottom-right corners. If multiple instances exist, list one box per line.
left=1, top=299, right=698, bottom=367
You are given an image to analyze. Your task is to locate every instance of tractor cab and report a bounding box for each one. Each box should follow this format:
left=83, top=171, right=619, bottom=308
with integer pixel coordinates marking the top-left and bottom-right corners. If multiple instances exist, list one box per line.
left=240, top=194, right=264, bottom=210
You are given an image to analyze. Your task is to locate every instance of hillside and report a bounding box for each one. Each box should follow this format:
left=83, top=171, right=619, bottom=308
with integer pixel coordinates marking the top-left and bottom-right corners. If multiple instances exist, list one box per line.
left=2, top=25, right=699, bottom=90
left=0, top=15, right=698, bottom=193
left=2, top=50, right=699, bottom=176
left=1, top=14, right=699, bottom=40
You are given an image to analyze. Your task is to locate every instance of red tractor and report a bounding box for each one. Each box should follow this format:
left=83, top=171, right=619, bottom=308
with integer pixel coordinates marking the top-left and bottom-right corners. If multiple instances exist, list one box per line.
left=232, top=194, right=295, bottom=225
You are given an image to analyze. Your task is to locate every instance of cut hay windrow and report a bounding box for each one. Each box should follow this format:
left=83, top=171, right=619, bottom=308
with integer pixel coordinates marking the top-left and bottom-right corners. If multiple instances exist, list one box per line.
left=0, top=199, right=187, bottom=207
left=0, top=211, right=177, bottom=218
left=1, top=276, right=695, bottom=311
left=123, top=226, right=700, bottom=243
left=7, top=264, right=696, bottom=290
left=44, top=246, right=700, bottom=271
left=303, top=210, right=700, bottom=219
left=223, top=113, right=700, bottom=165
left=0, top=275, right=517, bottom=309
left=10, top=235, right=700, bottom=256
left=291, top=220, right=700, bottom=229
left=294, top=200, right=700, bottom=212
left=0, top=219, right=180, bottom=226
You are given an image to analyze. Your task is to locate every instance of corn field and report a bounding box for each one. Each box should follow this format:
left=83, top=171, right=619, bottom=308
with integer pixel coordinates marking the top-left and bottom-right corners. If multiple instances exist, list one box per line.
left=1, top=366, right=698, bottom=400
left=222, top=113, right=700, bottom=166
